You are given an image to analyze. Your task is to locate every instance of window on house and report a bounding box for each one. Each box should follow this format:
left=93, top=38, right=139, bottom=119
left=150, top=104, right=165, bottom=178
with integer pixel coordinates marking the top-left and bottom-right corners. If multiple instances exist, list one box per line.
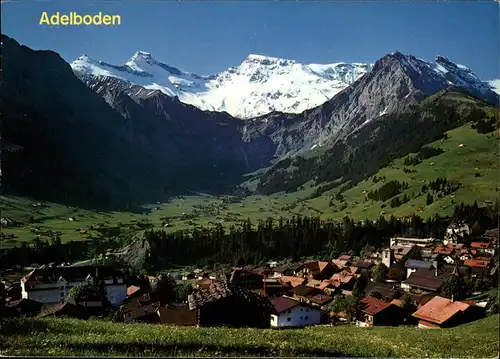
left=287, top=318, right=291, bottom=322
left=300, top=308, right=303, bottom=311
left=305, top=316, right=309, bottom=320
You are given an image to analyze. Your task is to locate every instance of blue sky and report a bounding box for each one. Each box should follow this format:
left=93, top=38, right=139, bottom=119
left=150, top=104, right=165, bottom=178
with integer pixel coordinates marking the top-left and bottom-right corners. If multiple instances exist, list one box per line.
left=3, top=1, right=499, bottom=79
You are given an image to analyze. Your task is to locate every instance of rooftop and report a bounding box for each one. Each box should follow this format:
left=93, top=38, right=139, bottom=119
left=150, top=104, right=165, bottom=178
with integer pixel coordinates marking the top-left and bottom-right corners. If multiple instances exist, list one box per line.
left=464, top=259, right=491, bottom=268
left=361, top=296, right=393, bottom=315
left=272, top=296, right=299, bottom=313
left=22, top=266, right=124, bottom=285
left=405, top=259, right=434, bottom=269
left=412, top=296, right=471, bottom=324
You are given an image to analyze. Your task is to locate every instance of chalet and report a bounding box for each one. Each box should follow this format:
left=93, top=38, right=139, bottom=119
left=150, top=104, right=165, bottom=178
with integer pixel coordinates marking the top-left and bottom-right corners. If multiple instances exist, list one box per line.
left=303, top=261, right=339, bottom=280
left=357, top=296, right=407, bottom=327
left=308, top=294, right=333, bottom=307
left=292, top=284, right=323, bottom=299
left=344, top=266, right=361, bottom=276
left=365, top=282, right=403, bottom=302
left=272, top=263, right=304, bottom=278
left=123, top=301, right=161, bottom=323
left=4, top=298, right=43, bottom=317
left=401, top=268, right=451, bottom=293
left=317, top=280, right=336, bottom=292
left=353, top=259, right=374, bottom=270
left=332, top=260, right=347, bottom=269
left=404, top=259, right=435, bottom=279
left=243, top=265, right=273, bottom=277
left=329, top=271, right=356, bottom=290
left=463, top=259, right=491, bottom=278
left=270, top=296, right=322, bottom=328
left=277, top=276, right=306, bottom=288
left=157, top=304, right=197, bottom=326
left=305, top=279, right=324, bottom=289
left=20, top=265, right=126, bottom=307
left=188, top=279, right=274, bottom=328
left=471, top=241, right=495, bottom=256
left=228, top=269, right=264, bottom=290
left=441, top=264, right=469, bottom=277
left=412, top=296, right=486, bottom=328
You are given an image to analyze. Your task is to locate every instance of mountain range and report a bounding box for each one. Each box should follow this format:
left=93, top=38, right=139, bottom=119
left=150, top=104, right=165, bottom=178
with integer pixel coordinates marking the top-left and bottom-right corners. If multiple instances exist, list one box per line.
left=2, top=34, right=499, bottom=209
left=71, top=52, right=373, bottom=119
left=70, top=51, right=499, bottom=120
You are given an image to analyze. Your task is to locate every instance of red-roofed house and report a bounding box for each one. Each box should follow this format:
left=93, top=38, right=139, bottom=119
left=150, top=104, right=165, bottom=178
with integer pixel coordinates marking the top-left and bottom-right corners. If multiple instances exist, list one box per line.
left=471, top=242, right=495, bottom=256
left=356, top=297, right=407, bottom=327
left=270, top=296, right=322, bottom=328
left=412, top=296, right=485, bottom=328
left=463, top=258, right=492, bottom=278
left=278, top=276, right=306, bottom=288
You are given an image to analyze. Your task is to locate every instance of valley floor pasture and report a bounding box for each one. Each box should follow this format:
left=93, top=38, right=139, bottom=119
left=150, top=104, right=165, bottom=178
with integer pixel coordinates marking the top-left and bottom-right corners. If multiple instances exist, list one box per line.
left=1, top=124, right=498, bottom=250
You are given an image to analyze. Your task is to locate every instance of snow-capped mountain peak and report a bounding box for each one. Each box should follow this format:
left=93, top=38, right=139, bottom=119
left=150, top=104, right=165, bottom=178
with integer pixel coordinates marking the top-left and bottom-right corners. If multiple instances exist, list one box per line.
left=71, top=52, right=373, bottom=119
left=489, top=79, right=500, bottom=95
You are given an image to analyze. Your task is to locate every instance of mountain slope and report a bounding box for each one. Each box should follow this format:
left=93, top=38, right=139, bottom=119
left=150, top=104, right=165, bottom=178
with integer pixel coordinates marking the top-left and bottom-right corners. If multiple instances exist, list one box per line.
left=1, top=35, right=166, bottom=209
left=71, top=52, right=372, bottom=119
left=83, top=76, right=278, bottom=189
left=250, top=88, right=498, bottom=196
left=298, top=122, right=499, bottom=220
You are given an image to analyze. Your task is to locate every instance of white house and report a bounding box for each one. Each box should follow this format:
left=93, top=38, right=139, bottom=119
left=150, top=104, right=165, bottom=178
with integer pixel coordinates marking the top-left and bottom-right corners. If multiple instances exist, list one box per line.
left=21, top=265, right=127, bottom=307
left=444, top=223, right=470, bottom=244
left=270, top=296, right=322, bottom=328
left=390, top=237, right=435, bottom=247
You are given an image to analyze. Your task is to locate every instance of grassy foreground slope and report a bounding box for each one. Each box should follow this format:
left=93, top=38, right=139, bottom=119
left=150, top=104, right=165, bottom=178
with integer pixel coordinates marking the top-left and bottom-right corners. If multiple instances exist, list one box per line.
left=0, top=315, right=498, bottom=357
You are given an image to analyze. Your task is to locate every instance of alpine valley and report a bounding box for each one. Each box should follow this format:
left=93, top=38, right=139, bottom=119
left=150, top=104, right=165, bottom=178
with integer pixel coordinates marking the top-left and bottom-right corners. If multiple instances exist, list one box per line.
left=1, top=34, right=499, bottom=254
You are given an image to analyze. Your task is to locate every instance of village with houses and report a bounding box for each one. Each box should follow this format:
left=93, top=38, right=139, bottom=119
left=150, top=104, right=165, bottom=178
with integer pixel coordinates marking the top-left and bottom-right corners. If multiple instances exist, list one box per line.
left=1, top=222, right=498, bottom=331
